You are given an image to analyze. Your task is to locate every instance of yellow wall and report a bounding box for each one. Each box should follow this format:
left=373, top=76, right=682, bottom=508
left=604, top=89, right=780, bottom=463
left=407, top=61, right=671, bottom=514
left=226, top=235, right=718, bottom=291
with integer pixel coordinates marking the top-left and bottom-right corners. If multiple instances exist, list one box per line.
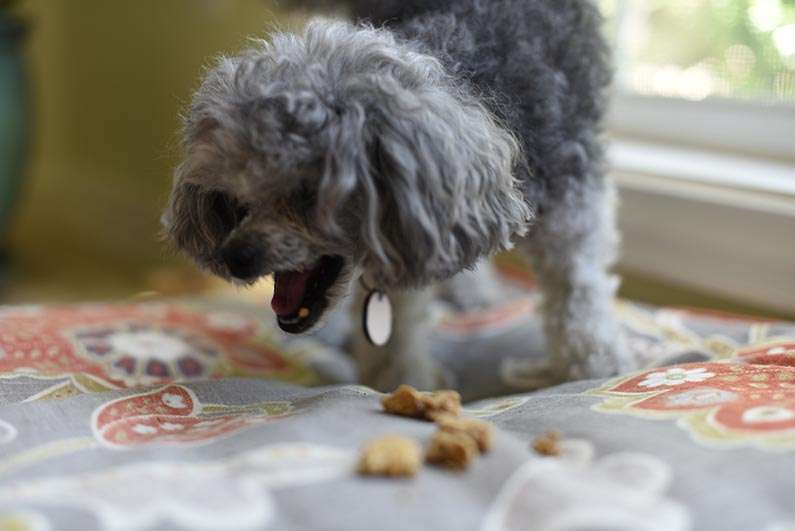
left=7, top=1, right=298, bottom=300
left=4, top=1, right=788, bottom=319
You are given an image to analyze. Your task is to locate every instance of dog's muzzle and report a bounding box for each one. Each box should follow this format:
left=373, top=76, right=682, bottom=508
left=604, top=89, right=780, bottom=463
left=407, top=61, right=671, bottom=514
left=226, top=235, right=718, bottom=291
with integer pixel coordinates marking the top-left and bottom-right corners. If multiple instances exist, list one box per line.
left=218, top=238, right=267, bottom=281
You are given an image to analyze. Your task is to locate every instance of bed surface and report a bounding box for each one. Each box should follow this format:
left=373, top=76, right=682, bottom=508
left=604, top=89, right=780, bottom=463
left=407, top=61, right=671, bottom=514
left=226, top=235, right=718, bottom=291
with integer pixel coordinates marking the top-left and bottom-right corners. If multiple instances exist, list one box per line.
left=0, top=284, right=793, bottom=530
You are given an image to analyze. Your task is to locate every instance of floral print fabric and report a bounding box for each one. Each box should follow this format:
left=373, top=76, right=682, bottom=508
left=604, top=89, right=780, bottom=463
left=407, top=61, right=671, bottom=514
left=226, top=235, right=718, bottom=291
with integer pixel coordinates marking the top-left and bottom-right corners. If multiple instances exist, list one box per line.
left=590, top=341, right=795, bottom=450
left=0, top=287, right=794, bottom=530
left=0, top=301, right=341, bottom=404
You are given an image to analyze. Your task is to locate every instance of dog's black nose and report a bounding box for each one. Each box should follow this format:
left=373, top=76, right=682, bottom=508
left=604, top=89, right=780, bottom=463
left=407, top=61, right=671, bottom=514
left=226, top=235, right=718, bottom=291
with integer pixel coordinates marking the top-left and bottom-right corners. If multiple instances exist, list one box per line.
left=220, top=240, right=266, bottom=281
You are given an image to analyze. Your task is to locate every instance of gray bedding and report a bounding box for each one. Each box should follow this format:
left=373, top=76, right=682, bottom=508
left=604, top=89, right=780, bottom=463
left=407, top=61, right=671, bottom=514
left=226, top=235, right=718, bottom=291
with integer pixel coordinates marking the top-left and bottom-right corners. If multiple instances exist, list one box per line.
left=0, top=291, right=793, bottom=530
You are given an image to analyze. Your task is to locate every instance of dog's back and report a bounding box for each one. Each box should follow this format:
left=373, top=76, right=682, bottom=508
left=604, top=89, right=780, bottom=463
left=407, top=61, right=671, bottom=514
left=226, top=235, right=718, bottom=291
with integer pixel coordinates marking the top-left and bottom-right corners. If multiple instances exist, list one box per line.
left=293, top=0, right=612, bottom=203
left=395, top=0, right=612, bottom=202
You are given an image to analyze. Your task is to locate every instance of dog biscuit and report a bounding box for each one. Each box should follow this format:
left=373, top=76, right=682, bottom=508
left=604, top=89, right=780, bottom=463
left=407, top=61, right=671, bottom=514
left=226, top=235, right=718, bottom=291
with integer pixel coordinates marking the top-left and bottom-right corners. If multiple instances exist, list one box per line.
left=426, top=430, right=479, bottom=470
left=434, top=414, right=493, bottom=452
left=381, top=385, right=461, bottom=420
left=358, top=435, right=422, bottom=477
left=420, top=390, right=462, bottom=419
left=532, top=431, right=563, bottom=457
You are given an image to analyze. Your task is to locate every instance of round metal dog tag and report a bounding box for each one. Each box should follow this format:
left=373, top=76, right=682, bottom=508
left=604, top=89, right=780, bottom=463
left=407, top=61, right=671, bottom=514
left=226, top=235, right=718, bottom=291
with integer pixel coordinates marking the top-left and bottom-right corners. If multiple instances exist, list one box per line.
left=363, top=291, right=392, bottom=347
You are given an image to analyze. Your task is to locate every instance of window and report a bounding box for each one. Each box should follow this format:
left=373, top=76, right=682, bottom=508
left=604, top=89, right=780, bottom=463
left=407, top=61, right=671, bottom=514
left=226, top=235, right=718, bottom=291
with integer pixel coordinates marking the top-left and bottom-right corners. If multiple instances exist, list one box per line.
left=599, top=1, right=795, bottom=316
left=602, top=0, right=795, bottom=161
left=601, top=0, right=795, bottom=103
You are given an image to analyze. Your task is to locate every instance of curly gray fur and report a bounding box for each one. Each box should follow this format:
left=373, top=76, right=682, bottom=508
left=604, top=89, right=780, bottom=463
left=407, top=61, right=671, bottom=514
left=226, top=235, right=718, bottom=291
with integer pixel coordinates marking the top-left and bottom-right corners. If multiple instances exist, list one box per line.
left=165, top=20, right=530, bottom=289
left=164, top=0, right=631, bottom=390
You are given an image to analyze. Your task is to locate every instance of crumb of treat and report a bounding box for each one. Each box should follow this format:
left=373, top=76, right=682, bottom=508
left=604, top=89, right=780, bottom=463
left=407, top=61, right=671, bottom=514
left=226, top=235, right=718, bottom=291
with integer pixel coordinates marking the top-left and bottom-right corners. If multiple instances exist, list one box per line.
left=426, top=430, right=479, bottom=470
left=381, top=385, right=425, bottom=418
left=358, top=435, right=422, bottom=477
left=298, top=307, right=310, bottom=318
left=532, top=431, right=562, bottom=456
left=381, top=385, right=462, bottom=420
left=420, top=390, right=461, bottom=419
left=434, top=414, right=493, bottom=452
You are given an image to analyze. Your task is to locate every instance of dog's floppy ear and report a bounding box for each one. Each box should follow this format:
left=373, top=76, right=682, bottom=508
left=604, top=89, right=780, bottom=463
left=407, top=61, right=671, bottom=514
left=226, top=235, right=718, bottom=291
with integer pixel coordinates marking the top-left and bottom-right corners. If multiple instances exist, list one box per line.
left=162, top=178, right=247, bottom=273
left=349, top=79, right=532, bottom=289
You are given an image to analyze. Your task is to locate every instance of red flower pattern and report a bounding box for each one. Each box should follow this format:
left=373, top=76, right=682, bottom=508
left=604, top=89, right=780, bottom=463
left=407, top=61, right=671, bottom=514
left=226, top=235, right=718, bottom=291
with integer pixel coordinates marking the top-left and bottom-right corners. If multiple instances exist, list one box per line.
left=0, top=303, right=308, bottom=398
left=92, top=384, right=292, bottom=448
left=591, top=341, right=795, bottom=449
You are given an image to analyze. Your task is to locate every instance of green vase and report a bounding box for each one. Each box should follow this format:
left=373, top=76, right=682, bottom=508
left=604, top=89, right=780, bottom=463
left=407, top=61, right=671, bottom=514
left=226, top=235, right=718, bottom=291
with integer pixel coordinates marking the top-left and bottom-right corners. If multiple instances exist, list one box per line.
left=0, top=11, right=28, bottom=274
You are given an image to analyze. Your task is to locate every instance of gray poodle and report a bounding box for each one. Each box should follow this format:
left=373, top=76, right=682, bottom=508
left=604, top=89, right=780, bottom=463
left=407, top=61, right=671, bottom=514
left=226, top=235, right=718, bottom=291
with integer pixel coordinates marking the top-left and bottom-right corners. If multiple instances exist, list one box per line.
left=162, top=0, right=632, bottom=390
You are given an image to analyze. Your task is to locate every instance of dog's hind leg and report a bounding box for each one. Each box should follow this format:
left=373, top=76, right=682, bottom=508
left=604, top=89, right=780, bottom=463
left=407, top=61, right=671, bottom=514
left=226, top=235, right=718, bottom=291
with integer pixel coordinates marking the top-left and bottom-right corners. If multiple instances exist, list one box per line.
left=520, top=166, right=633, bottom=382
left=351, top=284, right=449, bottom=391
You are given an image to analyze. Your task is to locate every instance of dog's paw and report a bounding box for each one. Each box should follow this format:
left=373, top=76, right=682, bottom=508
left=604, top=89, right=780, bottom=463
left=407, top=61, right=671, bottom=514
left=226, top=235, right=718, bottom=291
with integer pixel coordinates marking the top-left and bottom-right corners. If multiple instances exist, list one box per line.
left=548, top=321, right=636, bottom=381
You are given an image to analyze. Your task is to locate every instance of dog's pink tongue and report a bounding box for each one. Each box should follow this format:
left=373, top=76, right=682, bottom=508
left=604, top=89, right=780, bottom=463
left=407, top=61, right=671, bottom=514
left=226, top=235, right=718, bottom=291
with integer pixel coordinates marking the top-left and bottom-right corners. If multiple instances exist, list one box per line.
left=272, top=270, right=311, bottom=316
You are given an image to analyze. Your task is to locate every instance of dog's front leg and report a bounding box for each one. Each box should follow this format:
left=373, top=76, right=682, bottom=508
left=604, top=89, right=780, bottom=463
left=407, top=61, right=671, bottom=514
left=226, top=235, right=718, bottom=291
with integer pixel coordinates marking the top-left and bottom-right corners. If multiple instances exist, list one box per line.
left=351, top=284, right=445, bottom=391
left=522, top=176, right=633, bottom=382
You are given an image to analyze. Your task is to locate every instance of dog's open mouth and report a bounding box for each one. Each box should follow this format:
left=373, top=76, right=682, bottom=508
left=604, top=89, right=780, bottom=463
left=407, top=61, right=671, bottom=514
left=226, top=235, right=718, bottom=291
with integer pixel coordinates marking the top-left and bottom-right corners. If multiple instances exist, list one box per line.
left=271, top=255, right=345, bottom=333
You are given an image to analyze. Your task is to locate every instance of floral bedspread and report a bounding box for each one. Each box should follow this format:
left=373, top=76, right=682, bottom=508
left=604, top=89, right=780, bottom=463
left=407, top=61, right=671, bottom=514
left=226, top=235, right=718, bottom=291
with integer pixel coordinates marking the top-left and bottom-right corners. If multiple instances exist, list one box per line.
left=0, top=285, right=794, bottom=530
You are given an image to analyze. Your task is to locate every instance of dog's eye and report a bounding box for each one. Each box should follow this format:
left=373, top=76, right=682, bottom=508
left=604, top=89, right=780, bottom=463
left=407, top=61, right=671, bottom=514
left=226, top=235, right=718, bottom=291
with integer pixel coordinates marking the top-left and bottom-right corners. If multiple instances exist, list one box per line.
left=281, top=183, right=314, bottom=216
left=270, top=186, right=316, bottom=226
left=205, top=191, right=248, bottom=233
left=235, top=203, right=250, bottom=222
left=299, top=186, right=316, bottom=211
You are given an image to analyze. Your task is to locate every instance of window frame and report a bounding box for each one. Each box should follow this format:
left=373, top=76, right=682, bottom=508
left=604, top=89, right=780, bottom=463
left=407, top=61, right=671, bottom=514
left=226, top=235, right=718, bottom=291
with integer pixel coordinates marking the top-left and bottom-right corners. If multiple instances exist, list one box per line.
left=606, top=92, right=795, bottom=316
left=608, top=92, right=795, bottom=164
left=600, top=2, right=795, bottom=315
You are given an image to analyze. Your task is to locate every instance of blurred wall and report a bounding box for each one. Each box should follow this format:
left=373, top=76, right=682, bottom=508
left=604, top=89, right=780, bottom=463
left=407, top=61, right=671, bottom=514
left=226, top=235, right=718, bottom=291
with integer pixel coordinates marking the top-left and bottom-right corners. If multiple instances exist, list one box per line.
left=4, top=1, right=789, bottom=319
left=6, top=0, right=295, bottom=300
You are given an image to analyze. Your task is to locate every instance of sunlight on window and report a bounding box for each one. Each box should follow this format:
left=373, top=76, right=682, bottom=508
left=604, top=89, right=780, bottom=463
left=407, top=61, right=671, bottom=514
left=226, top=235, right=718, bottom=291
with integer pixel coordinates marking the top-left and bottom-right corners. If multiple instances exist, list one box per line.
left=775, top=24, right=795, bottom=56
left=750, top=0, right=784, bottom=32
left=601, top=0, right=795, bottom=103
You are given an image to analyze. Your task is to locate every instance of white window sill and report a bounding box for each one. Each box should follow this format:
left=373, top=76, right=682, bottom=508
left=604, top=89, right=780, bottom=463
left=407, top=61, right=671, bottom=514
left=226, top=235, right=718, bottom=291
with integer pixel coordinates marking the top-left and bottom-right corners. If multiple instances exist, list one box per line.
left=608, top=138, right=795, bottom=315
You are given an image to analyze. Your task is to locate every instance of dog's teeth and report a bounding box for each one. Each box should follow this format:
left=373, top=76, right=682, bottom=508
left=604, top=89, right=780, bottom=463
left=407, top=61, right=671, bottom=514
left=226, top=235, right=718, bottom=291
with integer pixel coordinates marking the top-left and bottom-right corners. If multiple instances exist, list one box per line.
left=298, top=307, right=310, bottom=318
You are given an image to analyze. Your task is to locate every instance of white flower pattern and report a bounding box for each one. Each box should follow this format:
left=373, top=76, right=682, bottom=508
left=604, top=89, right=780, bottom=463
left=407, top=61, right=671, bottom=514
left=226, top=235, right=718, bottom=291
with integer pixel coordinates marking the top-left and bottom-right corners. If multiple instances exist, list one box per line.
left=161, top=393, right=187, bottom=409
left=638, top=367, right=716, bottom=389
left=0, top=419, right=17, bottom=445
left=204, top=312, right=255, bottom=333
left=0, top=443, right=353, bottom=531
left=132, top=425, right=157, bottom=435
left=482, top=450, right=689, bottom=531
left=742, top=406, right=795, bottom=424
left=71, top=323, right=222, bottom=384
